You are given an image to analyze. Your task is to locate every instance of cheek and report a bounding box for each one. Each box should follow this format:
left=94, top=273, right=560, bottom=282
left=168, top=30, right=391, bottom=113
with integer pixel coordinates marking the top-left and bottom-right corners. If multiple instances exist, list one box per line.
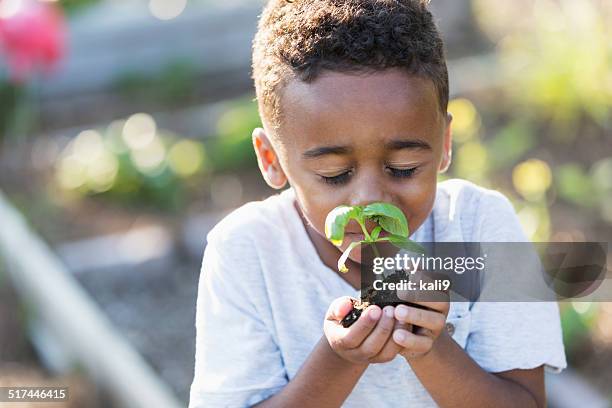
left=279, top=159, right=331, bottom=233
left=293, top=183, right=343, bottom=235
left=398, top=173, right=437, bottom=234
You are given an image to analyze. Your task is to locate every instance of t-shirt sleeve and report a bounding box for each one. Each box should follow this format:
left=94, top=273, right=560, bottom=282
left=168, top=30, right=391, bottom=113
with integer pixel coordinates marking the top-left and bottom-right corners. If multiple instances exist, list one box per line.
left=465, top=190, right=567, bottom=374
left=189, top=232, right=288, bottom=407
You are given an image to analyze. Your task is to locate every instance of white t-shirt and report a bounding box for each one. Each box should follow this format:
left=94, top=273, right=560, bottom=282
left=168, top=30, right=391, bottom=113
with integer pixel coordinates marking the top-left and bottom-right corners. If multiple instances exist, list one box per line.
left=189, top=179, right=567, bottom=407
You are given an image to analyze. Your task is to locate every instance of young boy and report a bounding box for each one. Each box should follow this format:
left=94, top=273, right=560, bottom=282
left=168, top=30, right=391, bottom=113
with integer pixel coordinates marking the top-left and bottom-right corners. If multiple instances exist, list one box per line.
left=189, top=1, right=566, bottom=406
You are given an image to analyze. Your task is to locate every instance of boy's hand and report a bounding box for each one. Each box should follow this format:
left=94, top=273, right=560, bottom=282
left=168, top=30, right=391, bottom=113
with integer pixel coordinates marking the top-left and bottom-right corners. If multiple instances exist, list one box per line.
left=393, top=278, right=450, bottom=360
left=324, top=297, right=409, bottom=365
left=391, top=301, right=450, bottom=360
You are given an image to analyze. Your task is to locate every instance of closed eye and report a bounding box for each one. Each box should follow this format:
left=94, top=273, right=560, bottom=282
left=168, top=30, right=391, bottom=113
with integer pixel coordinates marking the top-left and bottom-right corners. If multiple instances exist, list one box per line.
left=319, top=170, right=352, bottom=185
left=386, top=166, right=418, bottom=178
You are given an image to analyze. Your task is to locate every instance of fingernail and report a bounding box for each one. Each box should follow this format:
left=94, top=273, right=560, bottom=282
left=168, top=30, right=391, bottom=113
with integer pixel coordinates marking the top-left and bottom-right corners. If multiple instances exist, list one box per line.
left=394, top=330, right=406, bottom=343
left=384, top=306, right=394, bottom=317
left=335, top=305, right=344, bottom=317
left=396, top=306, right=407, bottom=320
left=369, top=307, right=381, bottom=321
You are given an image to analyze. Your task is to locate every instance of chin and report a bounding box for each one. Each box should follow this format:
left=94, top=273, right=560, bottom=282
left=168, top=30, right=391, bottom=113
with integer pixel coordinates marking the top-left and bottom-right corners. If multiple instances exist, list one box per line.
left=348, top=251, right=363, bottom=264
left=341, top=243, right=363, bottom=265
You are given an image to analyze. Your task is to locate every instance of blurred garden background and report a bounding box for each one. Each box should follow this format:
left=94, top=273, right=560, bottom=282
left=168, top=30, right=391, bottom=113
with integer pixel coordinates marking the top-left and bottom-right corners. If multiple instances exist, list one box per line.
left=0, top=0, right=610, bottom=407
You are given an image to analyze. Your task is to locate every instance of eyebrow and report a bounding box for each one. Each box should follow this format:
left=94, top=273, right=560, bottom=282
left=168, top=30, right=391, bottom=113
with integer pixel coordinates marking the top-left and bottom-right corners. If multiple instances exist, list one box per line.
left=302, top=145, right=351, bottom=159
left=302, top=138, right=431, bottom=159
left=385, top=139, right=432, bottom=151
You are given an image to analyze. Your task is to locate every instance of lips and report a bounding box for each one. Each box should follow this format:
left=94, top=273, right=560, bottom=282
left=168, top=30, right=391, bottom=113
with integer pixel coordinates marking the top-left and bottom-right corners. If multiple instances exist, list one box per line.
left=345, top=232, right=365, bottom=241
left=344, top=219, right=384, bottom=236
left=345, top=230, right=389, bottom=241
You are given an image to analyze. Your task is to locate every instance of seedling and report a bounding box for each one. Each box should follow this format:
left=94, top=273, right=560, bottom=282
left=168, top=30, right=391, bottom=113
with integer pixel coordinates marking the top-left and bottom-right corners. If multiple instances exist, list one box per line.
left=325, top=202, right=425, bottom=272
left=325, top=202, right=426, bottom=327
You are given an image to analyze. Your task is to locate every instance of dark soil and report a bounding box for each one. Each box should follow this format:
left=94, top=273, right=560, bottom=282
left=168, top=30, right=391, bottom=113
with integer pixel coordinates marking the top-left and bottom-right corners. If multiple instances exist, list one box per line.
left=340, top=299, right=366, bottom=328
left=340, top=270, right=431, bottom=328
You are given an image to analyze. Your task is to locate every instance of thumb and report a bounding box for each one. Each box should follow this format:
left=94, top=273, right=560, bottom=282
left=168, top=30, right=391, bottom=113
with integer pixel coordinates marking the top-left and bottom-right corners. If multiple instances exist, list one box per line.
left=326, top=296, right=355, bottom=322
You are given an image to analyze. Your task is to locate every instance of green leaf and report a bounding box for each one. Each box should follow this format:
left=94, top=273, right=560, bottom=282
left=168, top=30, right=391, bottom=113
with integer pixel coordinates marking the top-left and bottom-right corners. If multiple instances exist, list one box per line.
left=379, top=235, right=426, bottom=254
left=363, top=202, right=409, bottom=237
left=338, top=241, right=362, bottom=273
left=324, top=205, right=362, bottom=246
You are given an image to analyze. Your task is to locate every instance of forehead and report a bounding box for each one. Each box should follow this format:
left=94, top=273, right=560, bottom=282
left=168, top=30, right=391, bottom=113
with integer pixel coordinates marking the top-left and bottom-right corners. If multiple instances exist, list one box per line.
left=277, top=69, right=443, bottom=148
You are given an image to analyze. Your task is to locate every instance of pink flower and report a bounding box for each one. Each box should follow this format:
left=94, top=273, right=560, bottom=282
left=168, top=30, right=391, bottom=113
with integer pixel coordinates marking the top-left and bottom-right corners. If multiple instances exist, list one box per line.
left=0, top=0, right=67, bottom=83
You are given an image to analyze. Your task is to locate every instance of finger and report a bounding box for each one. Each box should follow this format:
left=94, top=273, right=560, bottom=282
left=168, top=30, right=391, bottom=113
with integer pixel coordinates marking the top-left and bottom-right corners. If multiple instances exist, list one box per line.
left=407, top=299, right=450, bottom=315
left=325, top=296, right=356, bottom=322
left=332, top=305, right=382, bottom=350
left=397, top=281, right=450, bottom=313
left=413, top=326, right=434, bottom=337
left=397, top=286, right=450, bottom=302
left=394, top=304, right=446, bottom=332
left=393, top=329, right=433, bottom=353
left=396, top=287, right=418, bottom=303
left=357, top=306, right=396, bottom=359
left=373, top=320, right=410, bottom=362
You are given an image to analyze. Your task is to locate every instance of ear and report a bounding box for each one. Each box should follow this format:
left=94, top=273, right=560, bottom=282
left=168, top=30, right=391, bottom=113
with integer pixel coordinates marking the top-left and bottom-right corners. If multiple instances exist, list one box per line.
left=252, top=128, right=287, bottom=189
left=439, top=113, right=453, bottom=173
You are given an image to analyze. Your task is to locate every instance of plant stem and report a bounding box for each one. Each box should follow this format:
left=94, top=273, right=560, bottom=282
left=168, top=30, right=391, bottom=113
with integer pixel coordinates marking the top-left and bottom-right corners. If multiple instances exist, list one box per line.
left=356, top=218, right=382, bottom=258
left=371, top=241, right=381, bottom=258
left=357, top=218, right=371, bottom=241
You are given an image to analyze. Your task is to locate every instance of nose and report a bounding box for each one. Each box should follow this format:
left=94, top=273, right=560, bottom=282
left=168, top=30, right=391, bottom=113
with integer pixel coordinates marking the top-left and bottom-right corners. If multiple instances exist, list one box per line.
left=347, top=173, right=392, bottom=208
left=346, top=178, right=394, bottom=234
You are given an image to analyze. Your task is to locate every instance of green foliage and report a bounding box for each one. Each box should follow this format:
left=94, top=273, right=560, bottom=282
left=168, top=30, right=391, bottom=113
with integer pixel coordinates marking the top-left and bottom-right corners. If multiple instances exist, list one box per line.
left=560, top=303, right=598, bottom=353
left=362, top=202, right=409, bottom=237
left=0, top=81, right=29, bottom=142
left=156, top=61, right=199, bottom=103
left=55, top=115, right=209, bottom=212
left=58, top=0, right=101, bottom=14
left=106, top=155, right=184, bottom=211
left=114, top=60, right=199, bottom=106
left=208, top=97, right=260, bottom=172
left=0, top=82, right=16, bottom=140
left=52, top=95, right=261, bottom=211
left=447, top=91, right=610, bottom=242
left=486, top=121, right=536, bottom=171
left=324, top=202, right=424, bottom=273
left=555, top=164, right=598, bottom=209
left=474, top=0, right=612, bottom=134
left=324, top=206, right=363, bottom=246
left=381, top=235, right=428, bottom=254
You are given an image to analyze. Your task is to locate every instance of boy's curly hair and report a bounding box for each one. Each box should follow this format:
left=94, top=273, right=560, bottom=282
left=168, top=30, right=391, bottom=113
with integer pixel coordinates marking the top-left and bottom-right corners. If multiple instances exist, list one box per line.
left=252, top=0, right=448, bottom=129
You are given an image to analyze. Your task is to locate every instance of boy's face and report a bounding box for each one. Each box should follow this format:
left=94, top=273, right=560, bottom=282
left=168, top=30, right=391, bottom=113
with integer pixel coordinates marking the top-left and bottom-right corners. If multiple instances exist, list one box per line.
left=254, top=69, right=452, bottom=264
